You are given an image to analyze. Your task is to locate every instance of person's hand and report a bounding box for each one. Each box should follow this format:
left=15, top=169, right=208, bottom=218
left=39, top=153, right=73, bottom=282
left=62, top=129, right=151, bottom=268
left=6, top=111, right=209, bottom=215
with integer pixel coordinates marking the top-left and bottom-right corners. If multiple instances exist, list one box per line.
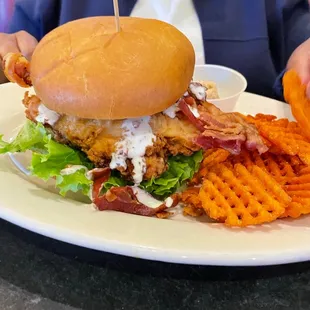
left=0, top=31, right=37, bottom=84
left=286, top=38, right=310, bottom=97
left=0, top=31, right=37, bottom=60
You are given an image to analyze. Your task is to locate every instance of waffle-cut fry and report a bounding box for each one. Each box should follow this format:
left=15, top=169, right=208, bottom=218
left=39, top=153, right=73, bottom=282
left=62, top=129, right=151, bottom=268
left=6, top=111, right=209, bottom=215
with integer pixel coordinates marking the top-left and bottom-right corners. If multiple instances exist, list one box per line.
left=284, top=155, right=306, bottom=173
left=238, top=164, right=291, bottom=205
left=201, top=148, right=230, bottom=167
left=281, top=198, right=310, bottom=219
left=287, top=174, right=310, bottom=185
left=288, top=191, right=310, bottom=198
left=228, top=150, right=255, bottom=169
left=298, top=166, right=310, bottom=175
left=156, top=211, right=173, bottom=219
left=250, top=114, right=277, bottom=122
left=285, top=183, right=310, bottom=191
left=225, top=150, right=296, bottom=185
left=283, top=70, right=310, bottom=140
left=183, top=205, right=204, bottom=217
left=182, top=113, right=310, bottom=224
left=261, top=153, right=296, bottom=184
left=180, top=187, right=201, bottom=207
left=251, top=115, right=300, bottom=131
left=181, top=187, right=204, bottom=217
left=247, top=114, right=301, bottom=132
left=199, top=163, right=290, bottom=226
left=181, top=187, right=201, bottom=205
left=188, top=173, right=201, bottom=186
left=247, top=114, right=310, bottom=165
left=257, top=125, right=310, bottom=165
left=279, top=164, right=310, bottom=218
left=190, top=148, right=231, bottom=185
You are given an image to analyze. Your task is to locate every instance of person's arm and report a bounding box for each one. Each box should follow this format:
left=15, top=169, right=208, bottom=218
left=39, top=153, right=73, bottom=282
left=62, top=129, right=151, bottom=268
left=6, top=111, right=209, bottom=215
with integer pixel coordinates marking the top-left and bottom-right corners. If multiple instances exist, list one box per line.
left=284, top=0, right=310, bottom=62
left=6, top=0, right=41, bottom=40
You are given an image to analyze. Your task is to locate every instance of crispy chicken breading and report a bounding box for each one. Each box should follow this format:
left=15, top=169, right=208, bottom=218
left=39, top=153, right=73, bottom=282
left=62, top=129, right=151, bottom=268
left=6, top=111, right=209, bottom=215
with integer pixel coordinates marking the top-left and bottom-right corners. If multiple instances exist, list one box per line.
left=23, top=92, right=200, bottom=180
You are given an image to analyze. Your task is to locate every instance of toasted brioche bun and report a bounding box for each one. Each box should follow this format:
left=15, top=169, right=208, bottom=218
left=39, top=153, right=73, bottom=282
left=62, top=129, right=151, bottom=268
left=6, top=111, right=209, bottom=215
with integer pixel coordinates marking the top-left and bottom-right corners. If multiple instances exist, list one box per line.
left=30, top=16, right=195, bottom=120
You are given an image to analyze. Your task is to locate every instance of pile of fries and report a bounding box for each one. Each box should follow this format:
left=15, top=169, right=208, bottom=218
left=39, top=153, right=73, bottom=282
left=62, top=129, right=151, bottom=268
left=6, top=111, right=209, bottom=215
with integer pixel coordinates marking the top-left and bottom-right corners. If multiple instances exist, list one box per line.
left=180, top=70, right=310, bottom=227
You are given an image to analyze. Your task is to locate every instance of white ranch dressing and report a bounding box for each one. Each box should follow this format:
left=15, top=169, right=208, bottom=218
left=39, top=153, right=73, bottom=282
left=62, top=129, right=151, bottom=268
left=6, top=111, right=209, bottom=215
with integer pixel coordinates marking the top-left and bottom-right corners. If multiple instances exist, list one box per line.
left=165, top=197, right=174, bottom=208
left=163, top=103, right=180, bottom=119
left=110, top=116, right=155, bottom=185
left=133, top=187, right=174, bottom=209
left=189, top=83, right=206, bottom=101
left=35, top=104, right=60, bottom=126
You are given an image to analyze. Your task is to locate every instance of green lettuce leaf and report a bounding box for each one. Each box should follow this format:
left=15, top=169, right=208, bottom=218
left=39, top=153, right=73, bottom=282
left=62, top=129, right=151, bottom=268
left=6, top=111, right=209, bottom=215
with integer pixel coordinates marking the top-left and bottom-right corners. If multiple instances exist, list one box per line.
left=0, top=120, right=94, bottom=197
left=140, top=150, right=203, bottom=198
left=0, top=121, right=46, bottom=154
left=101, top=171, right=128, bottom=193
left=30, top=137, right=90, bottom=181
left=0, top=120, right=203, bottom=199
left=56, top=167, right=93, bottom=196
left=100, top=151, right=203, bottom=198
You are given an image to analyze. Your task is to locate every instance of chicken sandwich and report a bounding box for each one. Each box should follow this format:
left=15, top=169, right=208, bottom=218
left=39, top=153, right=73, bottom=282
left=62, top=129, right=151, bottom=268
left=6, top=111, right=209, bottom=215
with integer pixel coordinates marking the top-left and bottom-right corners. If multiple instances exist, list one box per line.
left=0, top=16, right=267, bottom=217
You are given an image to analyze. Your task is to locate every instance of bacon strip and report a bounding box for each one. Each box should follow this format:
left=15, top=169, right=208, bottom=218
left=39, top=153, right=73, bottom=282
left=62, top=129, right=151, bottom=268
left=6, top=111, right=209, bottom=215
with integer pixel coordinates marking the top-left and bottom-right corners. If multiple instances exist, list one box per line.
left=95, top=186, right=170, bottom=216
left=178, top=94, right=268, bottom=155
left=194, top=134, right=244, bottom=155
left=89, top=167, right=112, bottom=198
left=2, top=53, right=32, bottom=87
left=22, top=91, right=41, bottom=122
left=91, top=168, right=178, bottom=217
left=178, top=98, right=205, bottom=131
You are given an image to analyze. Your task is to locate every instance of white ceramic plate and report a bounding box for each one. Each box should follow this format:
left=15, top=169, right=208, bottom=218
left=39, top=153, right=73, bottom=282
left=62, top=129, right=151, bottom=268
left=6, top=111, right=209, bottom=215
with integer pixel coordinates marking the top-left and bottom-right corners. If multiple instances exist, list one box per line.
left=1, top=83, right=310, bottom=267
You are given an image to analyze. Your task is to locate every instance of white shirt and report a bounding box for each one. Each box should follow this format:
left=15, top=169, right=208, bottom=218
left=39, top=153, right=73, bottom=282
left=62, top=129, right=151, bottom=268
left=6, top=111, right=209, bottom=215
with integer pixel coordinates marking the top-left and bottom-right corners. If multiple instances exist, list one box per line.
left=130, top=0, right=205, bottom=65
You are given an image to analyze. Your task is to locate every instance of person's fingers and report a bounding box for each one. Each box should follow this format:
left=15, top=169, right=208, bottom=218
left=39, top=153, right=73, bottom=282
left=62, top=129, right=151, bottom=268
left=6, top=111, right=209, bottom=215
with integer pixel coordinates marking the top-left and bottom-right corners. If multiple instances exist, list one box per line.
left=296, top=64, right=310, bottom=85
left=0, top=31, right=38, bottom=62
left=15, top=31, right=38, bottom=60
left=0, top=33, right=20, bottom=60
left=287, top=57, right=310, bottom=85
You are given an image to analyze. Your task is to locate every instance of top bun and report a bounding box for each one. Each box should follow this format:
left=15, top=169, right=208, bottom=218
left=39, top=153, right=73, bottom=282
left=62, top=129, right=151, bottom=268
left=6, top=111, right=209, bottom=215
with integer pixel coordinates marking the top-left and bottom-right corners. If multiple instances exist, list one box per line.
left=30, top=16, right=195, bottom=120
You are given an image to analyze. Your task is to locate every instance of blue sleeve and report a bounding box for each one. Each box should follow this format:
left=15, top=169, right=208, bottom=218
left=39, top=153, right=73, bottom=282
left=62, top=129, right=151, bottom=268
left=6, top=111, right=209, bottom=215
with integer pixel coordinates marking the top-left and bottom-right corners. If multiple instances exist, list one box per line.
left=7, top=0, right=40, bottom=40
left=284, top=0, right=310, bottom=61
left=273, top=1, right=310, bottom=102
left=273, top=70, right=286, bottom=102
left=7, top=0, right=60, bottom=41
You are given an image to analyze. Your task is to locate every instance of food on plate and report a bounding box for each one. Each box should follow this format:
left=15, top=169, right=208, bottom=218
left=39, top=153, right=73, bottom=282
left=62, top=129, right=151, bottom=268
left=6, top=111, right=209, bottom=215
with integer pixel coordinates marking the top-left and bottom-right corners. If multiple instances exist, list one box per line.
left=199, top=163, right=290, bottom=227
left=2, top=53, right=31, bottom=88
left=1, top=18, right=310, bottom=228
left=198, top=80, right=219, bottom=99
left=246, top=113, right=310, bottom=165
left=283, top=69, right=310, bottom=140
left=0, top=16, right=267, bottom=218
left=181, top=110, right=310, bottom=226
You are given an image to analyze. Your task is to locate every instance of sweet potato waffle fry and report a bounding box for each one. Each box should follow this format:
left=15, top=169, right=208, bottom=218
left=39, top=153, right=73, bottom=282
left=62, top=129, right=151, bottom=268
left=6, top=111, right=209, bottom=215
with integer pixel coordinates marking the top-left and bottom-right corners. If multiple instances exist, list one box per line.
left=189, top=148, right=230, bottom=185
left=198, top=163, right=290, bottom=226
left=180, top=187, right=204, bottom=217
left=283, top=70, right=310, bottom=140
left=227, top=151, right=296, bottom=185
left=181, top=104, right=310, bottom=226
left=247, top=114, right=310, bottom=165
left=281, top=167, right=310, bottom=218
left=181, top=147, right=310, bottom=226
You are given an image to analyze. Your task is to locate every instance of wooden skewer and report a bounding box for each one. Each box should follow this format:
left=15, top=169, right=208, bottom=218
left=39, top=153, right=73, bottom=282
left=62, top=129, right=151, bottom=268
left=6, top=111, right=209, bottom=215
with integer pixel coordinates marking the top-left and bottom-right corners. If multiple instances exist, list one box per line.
left=113, top=0, right=121, bottom=32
